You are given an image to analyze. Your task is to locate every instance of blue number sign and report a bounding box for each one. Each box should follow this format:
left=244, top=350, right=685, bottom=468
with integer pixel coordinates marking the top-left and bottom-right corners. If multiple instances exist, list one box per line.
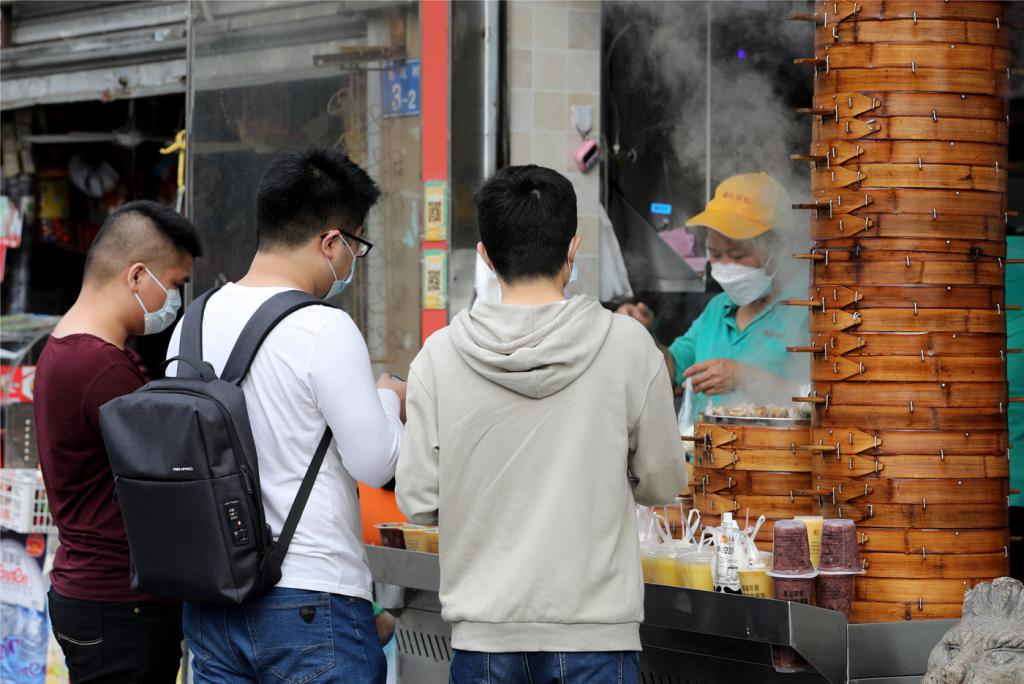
left=381, top=59, right=421, bottom=118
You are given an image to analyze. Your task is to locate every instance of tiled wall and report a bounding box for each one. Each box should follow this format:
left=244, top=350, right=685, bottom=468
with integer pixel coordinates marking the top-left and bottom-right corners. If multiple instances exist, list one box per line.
left=507, top=0, right=602, bottom=297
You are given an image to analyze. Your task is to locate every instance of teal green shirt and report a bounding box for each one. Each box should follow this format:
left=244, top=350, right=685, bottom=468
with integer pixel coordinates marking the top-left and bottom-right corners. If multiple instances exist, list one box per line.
left=1008, top=237, right=1023, bottom=507
left=669, top=286, right=809, bottom=423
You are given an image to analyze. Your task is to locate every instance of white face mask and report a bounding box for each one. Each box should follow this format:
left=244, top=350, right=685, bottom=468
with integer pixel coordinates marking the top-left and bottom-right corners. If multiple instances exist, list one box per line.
left=133, top=267, right=182, bottom=335
left=710, top=261, right=772, bottom=307
left=562, top=255, right=578, bottom=297
left=324, top=235, right=356, bottom=299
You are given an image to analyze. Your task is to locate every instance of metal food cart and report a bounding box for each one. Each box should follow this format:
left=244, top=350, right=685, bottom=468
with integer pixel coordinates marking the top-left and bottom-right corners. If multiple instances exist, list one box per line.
left=367, top=546, right=953, bottom=684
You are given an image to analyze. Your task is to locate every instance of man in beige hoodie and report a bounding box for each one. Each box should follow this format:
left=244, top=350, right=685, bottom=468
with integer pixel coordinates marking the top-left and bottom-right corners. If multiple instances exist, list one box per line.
left=397, top=165, right=685, bottom=684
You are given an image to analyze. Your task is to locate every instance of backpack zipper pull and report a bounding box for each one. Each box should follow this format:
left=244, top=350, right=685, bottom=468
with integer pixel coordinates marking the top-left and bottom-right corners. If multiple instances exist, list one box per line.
left=111, top=476, right=120, bottom=502
left=241, top=465, right=254, bottom=494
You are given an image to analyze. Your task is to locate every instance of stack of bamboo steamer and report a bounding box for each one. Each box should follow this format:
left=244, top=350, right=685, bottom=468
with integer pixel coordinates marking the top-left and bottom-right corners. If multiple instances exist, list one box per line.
left=790, top=0, right=1014, bottom=622
left=690, top=419, right=815, bottom=551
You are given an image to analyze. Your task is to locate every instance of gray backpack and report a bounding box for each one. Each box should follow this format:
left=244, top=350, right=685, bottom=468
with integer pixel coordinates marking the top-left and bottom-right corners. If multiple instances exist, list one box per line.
left=99, top=288, right=333, bottom=604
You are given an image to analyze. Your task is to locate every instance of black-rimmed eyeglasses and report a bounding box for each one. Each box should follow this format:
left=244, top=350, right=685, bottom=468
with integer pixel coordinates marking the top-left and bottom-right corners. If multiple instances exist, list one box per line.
left=321, top=229, right=373, bottom=258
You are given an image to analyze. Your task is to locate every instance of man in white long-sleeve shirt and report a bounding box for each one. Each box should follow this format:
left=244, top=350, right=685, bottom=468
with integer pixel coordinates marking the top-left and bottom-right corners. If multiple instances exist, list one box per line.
left=166, top=148, right=404, bottom=684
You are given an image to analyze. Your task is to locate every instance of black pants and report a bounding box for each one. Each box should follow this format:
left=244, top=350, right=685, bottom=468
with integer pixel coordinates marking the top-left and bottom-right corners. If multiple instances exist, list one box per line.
left=48, top=589, right=183, bottom=684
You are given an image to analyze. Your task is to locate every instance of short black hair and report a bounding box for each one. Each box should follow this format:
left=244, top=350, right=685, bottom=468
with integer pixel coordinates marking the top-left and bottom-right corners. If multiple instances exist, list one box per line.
left=474, top=165, right=577, bottom=283
left=84, top=200, right=202, bottom=282
left=256, top=147, right=381, bottom=249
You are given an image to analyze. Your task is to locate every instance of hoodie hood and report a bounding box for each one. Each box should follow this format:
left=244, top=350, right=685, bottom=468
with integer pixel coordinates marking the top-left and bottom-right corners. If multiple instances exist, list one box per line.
left=449, top=295, right=613, bottom=399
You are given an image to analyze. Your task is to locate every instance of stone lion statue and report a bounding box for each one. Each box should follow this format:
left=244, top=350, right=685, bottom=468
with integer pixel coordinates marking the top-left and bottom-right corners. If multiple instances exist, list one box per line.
left=921, top=577, right=1024, bottom=684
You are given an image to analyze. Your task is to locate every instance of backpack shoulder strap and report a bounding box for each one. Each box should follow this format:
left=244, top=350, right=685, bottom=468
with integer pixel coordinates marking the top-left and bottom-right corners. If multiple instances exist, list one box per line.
left=220, top=290, right=332, bottom=385
left=271, top=427, right=333, bottom=560
left=176, top=288, right=219, bottom=378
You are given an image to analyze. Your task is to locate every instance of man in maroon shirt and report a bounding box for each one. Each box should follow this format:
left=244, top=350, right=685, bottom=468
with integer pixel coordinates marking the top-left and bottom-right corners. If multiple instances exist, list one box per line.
left=34, top=200, right=202, bottom=683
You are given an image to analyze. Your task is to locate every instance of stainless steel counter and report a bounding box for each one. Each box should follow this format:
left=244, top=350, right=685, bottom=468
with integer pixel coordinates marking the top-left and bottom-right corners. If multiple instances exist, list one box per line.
left=366, top=545, right=954, bottom=684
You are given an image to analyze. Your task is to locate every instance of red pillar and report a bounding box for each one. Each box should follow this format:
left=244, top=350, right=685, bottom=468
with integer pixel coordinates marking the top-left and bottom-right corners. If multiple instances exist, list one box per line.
left=420, top=0, right=449, bottom=345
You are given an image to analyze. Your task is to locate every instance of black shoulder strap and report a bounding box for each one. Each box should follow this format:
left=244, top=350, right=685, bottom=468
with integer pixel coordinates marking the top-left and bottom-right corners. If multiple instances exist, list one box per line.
left=222, top=289, right=337, bottom=573
left=273, top=428, right=333, bottom=556
left=221, top=290, right=330, bottom=385
left=177, top=288, right=219, bottom=379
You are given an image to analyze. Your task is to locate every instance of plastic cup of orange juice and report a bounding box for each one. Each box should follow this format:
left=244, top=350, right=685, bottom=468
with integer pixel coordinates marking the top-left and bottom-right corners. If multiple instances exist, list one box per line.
left=402, top=525, right=434, bottom=552
left=648, top=546, right=680, bottom=586
left=640, top=544, right=662, bottom=583
left=682, top=550, right=714, bottom=591
left=739, top=567, right=774, bottom=598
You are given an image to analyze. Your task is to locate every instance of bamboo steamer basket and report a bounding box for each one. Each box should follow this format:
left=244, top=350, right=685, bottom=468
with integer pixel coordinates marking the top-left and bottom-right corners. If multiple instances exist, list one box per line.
left=804, top=240, right=1009, bottom=260
left=812, top=476, right=1008, bottom=505
left=803, top=188, right=1007, bottom=216
left=805, top=141, right=1008, bottom=174
left=851, top=601, right=965, bottom=623
left=813, top=454, right=1009, bottom=480
left=816, top=501, right=1008, bottom=529
left=811, top=355, right=1006, bottom=382
left=811, top=214, right=1006, bottom=241
left=698, top=470, right=810, bottom=497
left=804, top=331, right=1008, bottom=357
left=690, top=419, right=814, bottom=552
left=816, top=20, right=1010, bottom=50
left=812, top=164, right=1003, bottom=192
left=808, top=93, right=1008, bottom=122
left=793, top=0, right=1011, bottom=623
left=809, top=260, right=1005, bottom=286
left=812, top=115, right=1009, bottom=145
left=811, top=43, right=1012, bottom=71
left=860, top=551, right=1009, bottom=579
left=853, top=577, right=999, bottom=605
left=856, top=527, right=1010, bottom=554
left=693, top=421, right=813, bottom=451
left=815, top=405, right=1006, bottom=430
left=814, top=0, right=1006, bottom=22
left=799, top=283, right=1007, bottom=309
left=695, top=447, right=813, bottom=473
left=814, top=68, right=1009, bottom=98
left=808, top=309, right=1006, bottom=335
left=806, top=139, right=1007, bottom=169
left=692, top=492, right=815, bottom=524
left=801, top=381, right=1008, bottom=407
left=805, top=427, right=1008, bottom=456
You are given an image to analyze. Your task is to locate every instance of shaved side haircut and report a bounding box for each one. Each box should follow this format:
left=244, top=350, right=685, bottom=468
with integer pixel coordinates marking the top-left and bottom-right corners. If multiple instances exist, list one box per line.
left=84, top=201, right=203, bottom=284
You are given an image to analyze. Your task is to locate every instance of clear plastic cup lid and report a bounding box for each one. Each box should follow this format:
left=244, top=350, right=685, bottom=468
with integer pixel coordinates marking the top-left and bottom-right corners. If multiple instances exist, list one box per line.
left=765, top=569, right=819, bottom=579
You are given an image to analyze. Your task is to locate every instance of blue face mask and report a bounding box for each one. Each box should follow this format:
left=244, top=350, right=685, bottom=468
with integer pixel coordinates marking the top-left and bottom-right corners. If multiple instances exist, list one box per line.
left=324, top=238, right=356, bottom=299
left=133, top=267, right=182, bottom=335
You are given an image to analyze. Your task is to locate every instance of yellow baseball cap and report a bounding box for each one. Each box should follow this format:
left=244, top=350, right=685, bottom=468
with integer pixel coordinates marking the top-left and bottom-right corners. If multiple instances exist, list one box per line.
left=685, top=173, right=793, bottom=240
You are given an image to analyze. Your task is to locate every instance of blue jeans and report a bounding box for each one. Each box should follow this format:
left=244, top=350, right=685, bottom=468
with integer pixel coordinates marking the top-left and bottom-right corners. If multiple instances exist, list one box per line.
left=183, top=588, right=385, bottom=684
left=450, top=650, right=640, bottom=684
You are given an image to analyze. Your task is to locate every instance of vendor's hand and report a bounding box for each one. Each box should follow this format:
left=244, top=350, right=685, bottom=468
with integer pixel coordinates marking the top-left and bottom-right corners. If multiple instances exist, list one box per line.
left=684, top=358, right=741, bottom=396
left=377, top=374, right=408, bottom=422
left=615, top=302, right=654, bottom=328
left=375, top=610, right=396, bottom=646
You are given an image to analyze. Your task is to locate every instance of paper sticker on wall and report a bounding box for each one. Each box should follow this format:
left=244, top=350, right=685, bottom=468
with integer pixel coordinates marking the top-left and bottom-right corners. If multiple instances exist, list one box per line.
left=423, top=181, right=448, bottom=242
left=422, top=250, right=448, bottom=310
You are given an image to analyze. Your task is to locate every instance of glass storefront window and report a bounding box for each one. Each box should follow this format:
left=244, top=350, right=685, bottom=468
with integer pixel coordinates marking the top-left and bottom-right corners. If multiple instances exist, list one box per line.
left=188, top=0, right=422, bottom=375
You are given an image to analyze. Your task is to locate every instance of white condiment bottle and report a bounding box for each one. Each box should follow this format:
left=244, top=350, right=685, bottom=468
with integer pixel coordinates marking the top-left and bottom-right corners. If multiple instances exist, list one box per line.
left=714, top=512, right=743, bottom=592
